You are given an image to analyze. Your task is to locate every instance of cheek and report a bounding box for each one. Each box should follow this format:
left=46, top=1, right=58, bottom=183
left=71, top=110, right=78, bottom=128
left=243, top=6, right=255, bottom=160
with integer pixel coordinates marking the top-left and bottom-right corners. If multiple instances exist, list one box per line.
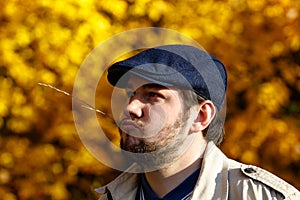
left=142, top=105, right=167, bottom=137
left=145, top=104, right=183, bottom=135
left=151, top=104, right=182, bottom=122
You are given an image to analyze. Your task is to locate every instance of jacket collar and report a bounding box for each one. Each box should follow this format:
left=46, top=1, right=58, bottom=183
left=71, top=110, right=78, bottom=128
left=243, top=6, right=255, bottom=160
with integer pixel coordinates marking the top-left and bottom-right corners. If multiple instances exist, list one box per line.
left=190, top=141, right=229, bottom=199
left=95, top=141, right=229, bottom=200
left=95, top=164, right=140, bottom=200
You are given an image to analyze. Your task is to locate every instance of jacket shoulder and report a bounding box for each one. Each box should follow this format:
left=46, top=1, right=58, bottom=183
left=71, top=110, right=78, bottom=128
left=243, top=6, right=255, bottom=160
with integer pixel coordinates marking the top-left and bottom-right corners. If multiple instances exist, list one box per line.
left=95, top=167, right=140, bottom=200
left=228, top=160, right=300, bottom=199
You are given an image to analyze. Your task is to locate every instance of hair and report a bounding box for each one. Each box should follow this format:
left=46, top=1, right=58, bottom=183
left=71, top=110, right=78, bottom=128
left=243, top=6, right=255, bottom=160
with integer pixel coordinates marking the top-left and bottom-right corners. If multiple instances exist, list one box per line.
left=180, top=90, right=225, bottom=145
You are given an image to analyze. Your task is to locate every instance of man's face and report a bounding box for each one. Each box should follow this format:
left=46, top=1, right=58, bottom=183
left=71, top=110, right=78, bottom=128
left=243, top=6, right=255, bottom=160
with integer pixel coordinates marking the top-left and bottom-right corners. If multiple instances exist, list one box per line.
left=119, top=76, right=194, bottom=157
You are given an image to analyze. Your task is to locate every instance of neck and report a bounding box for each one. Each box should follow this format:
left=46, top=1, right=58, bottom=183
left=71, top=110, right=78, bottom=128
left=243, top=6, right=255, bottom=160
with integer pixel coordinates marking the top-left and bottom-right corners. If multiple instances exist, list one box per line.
left=144, top=137, right=207, bottom=198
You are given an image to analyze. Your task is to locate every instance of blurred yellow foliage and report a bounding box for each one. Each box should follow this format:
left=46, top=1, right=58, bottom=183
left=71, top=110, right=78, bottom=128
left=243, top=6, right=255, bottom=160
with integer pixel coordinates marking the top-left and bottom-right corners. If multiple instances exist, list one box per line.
left=257, top=79, right=290, bottom=113
left=0, top=0, right=299, bottom=199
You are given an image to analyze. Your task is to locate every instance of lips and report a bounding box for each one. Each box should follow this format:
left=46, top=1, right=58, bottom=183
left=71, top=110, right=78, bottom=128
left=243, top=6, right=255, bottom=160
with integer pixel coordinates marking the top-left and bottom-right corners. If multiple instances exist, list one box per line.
left=120, top=119, right=141, bottom=133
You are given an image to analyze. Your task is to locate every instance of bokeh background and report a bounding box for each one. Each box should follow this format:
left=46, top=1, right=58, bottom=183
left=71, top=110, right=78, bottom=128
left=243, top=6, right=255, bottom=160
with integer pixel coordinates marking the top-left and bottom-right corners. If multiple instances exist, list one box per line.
left=0, top=0, right=300, bottom=199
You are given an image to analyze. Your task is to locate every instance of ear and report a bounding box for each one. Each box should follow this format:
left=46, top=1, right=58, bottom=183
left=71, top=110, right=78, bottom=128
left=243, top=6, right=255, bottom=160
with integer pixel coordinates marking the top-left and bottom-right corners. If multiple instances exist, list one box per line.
left=190, top=100, right=216, bottom=134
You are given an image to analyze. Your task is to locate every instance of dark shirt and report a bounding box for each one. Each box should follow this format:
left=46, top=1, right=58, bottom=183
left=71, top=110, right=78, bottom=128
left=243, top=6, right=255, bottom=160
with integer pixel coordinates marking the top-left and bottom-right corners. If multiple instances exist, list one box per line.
left=136, top=168, right=200, bottom=200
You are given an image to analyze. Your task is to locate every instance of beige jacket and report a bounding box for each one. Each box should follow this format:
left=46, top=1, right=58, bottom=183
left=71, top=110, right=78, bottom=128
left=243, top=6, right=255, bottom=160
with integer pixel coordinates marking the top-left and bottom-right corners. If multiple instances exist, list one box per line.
left=96, top=142, right=300, bottom=200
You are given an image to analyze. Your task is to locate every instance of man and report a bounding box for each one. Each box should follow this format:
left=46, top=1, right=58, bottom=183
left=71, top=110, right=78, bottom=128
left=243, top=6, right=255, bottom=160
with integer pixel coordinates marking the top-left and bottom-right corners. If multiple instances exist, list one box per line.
left=96, top=45, right=300, bottom=199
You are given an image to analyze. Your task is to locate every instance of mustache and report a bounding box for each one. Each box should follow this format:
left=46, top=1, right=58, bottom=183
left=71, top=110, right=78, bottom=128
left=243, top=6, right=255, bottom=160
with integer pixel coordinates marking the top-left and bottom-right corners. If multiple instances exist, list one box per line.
left=119, top=111, right=145, bottom=127
left=119, top=117, right=144, bottom=127
left=131, top=118, right=145, bottom=127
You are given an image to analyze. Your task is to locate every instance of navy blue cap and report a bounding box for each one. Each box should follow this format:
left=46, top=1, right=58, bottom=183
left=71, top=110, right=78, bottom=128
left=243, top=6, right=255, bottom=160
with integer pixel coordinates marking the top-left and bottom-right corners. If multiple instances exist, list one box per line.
left=107, top=45, right=227, bottom=110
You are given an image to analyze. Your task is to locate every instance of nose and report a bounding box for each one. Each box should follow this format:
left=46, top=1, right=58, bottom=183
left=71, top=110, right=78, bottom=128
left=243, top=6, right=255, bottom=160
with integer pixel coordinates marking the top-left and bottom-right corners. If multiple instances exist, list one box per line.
left=125, top=96, right=144, bottom=119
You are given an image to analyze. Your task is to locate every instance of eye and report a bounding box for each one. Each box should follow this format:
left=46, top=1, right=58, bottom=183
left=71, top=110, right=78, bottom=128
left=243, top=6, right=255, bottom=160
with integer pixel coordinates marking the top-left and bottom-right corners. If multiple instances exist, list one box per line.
left=146, top=91, right=165, bottom=101
left=148, top=92, right=159, bottom=97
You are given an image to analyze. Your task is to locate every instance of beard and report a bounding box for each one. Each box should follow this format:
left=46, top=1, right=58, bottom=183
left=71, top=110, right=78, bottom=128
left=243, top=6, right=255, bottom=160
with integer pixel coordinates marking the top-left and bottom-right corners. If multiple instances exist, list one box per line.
left=119, top=111, right=195, bottom=170
left=120, top=119, right=183, bottom=153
